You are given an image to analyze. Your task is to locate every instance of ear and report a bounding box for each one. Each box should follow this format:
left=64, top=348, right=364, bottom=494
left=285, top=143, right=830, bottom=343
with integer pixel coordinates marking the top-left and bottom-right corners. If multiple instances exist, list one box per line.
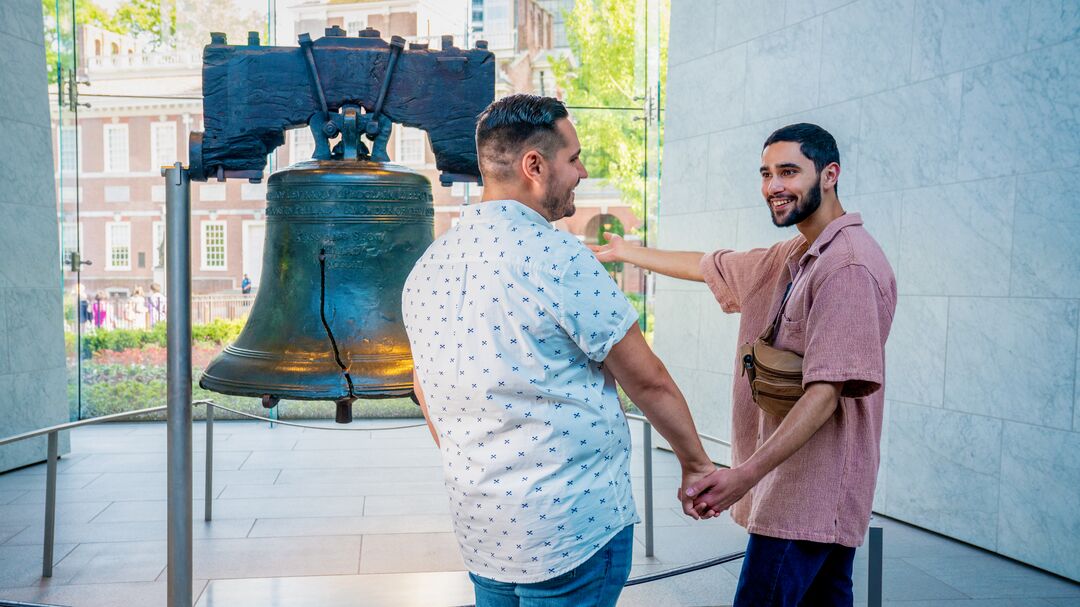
left=519, top=149, right=545, bottom=187
left=822, top=162, right=840, bottom=192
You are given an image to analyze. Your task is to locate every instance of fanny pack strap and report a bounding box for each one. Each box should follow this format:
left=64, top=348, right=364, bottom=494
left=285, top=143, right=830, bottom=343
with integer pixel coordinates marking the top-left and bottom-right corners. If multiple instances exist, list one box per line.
left=760, top=280, right=793, bottom=345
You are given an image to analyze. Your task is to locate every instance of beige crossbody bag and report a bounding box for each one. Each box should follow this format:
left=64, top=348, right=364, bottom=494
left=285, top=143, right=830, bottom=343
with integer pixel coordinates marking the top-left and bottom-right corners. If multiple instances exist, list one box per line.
left=737, top=281, right=804, bottom=418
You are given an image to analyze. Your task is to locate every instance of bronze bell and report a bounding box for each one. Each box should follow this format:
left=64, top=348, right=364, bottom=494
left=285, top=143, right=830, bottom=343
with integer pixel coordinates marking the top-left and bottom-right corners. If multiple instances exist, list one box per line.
left=198, top=157, right=434, bottom=422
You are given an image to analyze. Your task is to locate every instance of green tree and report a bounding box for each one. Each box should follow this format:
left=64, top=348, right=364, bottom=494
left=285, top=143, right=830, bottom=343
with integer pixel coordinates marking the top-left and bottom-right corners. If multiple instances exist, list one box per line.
left=42, top=0, right=122, bottom=83
left=550, top=0, right=668, bottom=220
left=114, top=0, right=177, bottom=50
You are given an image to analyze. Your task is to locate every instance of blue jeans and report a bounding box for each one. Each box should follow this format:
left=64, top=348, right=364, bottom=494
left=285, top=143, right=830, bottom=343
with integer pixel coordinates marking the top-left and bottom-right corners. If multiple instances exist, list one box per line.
left=734, top=533, right=856, bottom=607
left=469, top=525, right=634, bottom=607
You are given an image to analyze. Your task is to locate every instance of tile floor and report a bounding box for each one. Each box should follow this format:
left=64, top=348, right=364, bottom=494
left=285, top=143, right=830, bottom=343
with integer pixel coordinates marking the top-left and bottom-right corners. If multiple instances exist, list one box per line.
left=0, top=419, right=1076, bottom=606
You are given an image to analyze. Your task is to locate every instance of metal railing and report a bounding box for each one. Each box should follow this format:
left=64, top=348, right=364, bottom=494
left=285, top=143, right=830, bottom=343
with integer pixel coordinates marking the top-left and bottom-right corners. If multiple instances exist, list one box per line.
left=0, top=402, right=883, bottom=606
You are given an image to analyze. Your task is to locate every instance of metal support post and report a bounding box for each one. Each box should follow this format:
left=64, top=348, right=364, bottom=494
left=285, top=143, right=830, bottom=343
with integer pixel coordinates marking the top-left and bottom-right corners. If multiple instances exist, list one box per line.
left=642, top=420, right=654, bottom=557
left=204, top=403, right=214, bottom=521
left=868, top=525, right=883, bottom=607
left=165, top=163, right=193, bottom=607
left=42, top=431, right=58, bottom=577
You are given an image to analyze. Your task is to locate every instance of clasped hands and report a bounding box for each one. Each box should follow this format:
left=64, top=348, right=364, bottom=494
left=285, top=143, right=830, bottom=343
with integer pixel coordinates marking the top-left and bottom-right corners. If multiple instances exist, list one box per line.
left=678, top=464, right=758, bottom=520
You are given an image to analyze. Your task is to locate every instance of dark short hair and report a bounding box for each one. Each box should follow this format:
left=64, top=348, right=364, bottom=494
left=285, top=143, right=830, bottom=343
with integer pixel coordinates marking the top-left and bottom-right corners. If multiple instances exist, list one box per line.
left=475, top=94, right=569, bottom=179
left=763, top=123, right=840, bottom=190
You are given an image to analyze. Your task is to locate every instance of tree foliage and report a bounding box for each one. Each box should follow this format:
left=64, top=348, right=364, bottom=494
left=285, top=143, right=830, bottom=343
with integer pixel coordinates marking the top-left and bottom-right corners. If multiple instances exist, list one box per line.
left=550, top=0, right=668, bottom=220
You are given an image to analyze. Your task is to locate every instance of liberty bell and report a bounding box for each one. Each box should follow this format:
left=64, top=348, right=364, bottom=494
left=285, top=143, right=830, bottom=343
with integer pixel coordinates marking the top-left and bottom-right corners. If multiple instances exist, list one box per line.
left=189, top=29, right=493, bottom=422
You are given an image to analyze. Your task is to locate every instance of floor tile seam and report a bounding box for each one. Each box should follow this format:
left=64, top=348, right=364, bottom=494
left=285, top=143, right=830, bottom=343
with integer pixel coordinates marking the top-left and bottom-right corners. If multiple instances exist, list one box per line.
left=896, top=555, right=975, bottom=599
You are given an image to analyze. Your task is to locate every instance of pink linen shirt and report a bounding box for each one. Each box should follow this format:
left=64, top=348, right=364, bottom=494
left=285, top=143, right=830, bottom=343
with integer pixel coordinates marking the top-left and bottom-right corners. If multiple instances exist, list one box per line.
left=699, top=212, right=896, bottom=547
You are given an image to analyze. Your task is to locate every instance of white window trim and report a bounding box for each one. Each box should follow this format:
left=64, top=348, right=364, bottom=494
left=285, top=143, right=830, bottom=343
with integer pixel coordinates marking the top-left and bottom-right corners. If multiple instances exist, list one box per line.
left=201, top=220, right=228, bottom=271
left=103, top=123, right=130, bottom=173
left=241, top=219, right=265, bottom=286
left=105, top=221, right=131, bottom=271
left=395, top=125, right=426, bottom=166
left=152, top=220, right=165, bottom=269
left=150, top=121, right=178, bottom=170
left=57, top=124, right=83, bottom=176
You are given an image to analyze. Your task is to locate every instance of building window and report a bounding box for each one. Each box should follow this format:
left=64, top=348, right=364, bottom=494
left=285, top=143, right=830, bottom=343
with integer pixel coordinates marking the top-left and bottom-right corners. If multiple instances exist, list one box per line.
left=152, top=221, right=165, bottom=269
left=290, top=127, right=315, bottom=163
left=201, top=221, right=227, bottom=270
left=106, top=222, right=131, bottom=270
left=395, top=126, right=425, bottom=165
left=59, top=125, right=81, bottom=173
left=151, top=121, right=177, bottom=169
left=103, top=123, right=129, bottom=172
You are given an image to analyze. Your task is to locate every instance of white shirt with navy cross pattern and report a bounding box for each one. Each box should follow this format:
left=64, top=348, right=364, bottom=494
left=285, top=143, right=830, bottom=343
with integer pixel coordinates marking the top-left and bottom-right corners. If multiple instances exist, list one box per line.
left=402, top=199, right=641, bottom=584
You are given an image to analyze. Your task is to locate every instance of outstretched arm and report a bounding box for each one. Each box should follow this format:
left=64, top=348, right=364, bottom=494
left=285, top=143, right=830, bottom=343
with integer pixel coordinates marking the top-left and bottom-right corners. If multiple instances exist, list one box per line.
left=589, top=233, right=706, bottom=282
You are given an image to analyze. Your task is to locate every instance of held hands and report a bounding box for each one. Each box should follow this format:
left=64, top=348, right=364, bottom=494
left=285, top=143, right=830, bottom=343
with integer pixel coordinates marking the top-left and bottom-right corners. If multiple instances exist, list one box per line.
left=680, top=466, right=758, bottom=520
left=587, top=232, right=626, bottom=264
left=677, top=461, right=720, bottom=520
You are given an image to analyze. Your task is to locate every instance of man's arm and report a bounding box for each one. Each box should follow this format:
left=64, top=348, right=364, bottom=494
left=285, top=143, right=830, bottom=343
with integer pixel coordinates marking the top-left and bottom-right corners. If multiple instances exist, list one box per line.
left=589, top=233, right=705, bottom=282
left=602, top=324, right=717, bottom=518
left=685, top=381, right=841, bottom=516
left=412, top=369, right=440, bottom=448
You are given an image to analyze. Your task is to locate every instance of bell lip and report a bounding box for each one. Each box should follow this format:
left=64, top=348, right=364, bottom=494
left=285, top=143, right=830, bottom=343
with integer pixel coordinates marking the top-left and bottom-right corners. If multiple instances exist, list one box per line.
left=198, top=374, right=413, bottom=401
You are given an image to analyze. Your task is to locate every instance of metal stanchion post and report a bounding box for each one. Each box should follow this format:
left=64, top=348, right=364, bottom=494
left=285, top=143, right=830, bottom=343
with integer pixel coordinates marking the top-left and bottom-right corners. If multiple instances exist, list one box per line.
left=868, top=526, right=883, bottom=607
left=42, top=431, right=58, bottom=577
left=164, top=163, right=193, bottom=607
left=643, top=420, right=654, bottom=557
left=205, top=403, right=214, bottom=522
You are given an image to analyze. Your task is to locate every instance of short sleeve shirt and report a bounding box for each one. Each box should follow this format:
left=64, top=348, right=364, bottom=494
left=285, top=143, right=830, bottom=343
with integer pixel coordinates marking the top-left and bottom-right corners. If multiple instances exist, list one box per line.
left=402, top=200, right=640, bottom=582
left=699, top=213, right=896, bottom=547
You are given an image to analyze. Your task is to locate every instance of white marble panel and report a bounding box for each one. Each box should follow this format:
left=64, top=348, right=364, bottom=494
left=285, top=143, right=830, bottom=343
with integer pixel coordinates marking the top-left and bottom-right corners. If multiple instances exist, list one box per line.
left=944, top=298, right=1078, bottom=430
left=958, top=38, right=1080, bottom=180
left=1027, top=0, right=1080, bottom=49
left=998, top=422, right=1080, bottom=582
left=1076, top=325, right=1079, bottom=432
left=910, top=0, right=1028, bottom=81
left=3, top=288, right=65, bottom=374
left=0, top=0, right=44, bottom=45
left=657, top=209, right=737, bottom=254
left=744, top=18, right=822, bottom=123
left=819, top=0, right=914, bottom=105
left=0, top=203, right=62, bottom=290
left=652, top=290, right=702, bottom=370
left=660, top=135, right=711, bottom=215
left=0, top=118, right=55, bottom=209
left=715, top=0, right=784, bottom=50
left=843, top=192, right=900, bottom=266
left=694, top=371, right=734, bottom=466
left=897, top=177, right=1013, bottom=296
left=0, top=291, right=9, bottom=375
left=668, top=0, right=715, bottom=66
left=884, top=402, right=1001, bottom=550
left=734, top=206, right=797, bottom=251
left=785, top=0, right=855, bottom=24
left=665, top=45, right=747, bottom=143
left=0, top=367, right=69, bottom=472
left=0, top=34, right=50, bottom=128
left=884, top=296, right=947, bottom=407
left=856, top=74, right=962, bottom=194
left=1010, top=170, right=1080, bottom=299
left=706, top=125, right=768, bottom=210
left=697, top=296, right=741, bottom=376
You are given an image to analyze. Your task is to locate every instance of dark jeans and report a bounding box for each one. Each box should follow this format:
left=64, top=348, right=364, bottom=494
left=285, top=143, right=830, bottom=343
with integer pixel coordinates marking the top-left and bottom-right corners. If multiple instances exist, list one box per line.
left=733, top=533, right=856, bottom=607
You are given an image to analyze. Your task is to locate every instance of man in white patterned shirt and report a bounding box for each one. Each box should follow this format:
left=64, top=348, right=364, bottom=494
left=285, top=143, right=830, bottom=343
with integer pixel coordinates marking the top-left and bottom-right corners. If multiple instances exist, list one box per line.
left=402, top=94, right=717, bottom=607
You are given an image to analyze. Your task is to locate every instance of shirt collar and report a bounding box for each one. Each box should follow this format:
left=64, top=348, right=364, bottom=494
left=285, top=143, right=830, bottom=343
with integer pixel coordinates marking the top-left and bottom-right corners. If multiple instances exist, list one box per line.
left=460, top=199, right=552, bottom=227
left=806, top=212, right=863, bottom=258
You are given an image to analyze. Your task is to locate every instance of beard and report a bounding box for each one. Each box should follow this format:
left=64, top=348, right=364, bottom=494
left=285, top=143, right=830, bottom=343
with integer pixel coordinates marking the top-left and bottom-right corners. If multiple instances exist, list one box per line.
left=770, top=173, right=822, bottom=227
left=541, top=175, right=578, bottom=221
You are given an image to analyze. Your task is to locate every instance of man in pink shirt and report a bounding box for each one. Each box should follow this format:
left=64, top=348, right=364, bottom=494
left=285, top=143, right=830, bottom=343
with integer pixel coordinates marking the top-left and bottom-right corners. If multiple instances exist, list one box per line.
left=593, top=123, right=896, bottom=606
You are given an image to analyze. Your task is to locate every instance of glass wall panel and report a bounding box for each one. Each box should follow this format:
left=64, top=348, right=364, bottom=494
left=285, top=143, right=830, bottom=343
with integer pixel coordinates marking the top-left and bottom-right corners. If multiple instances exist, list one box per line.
left=48, top=0, right=668, bottom=421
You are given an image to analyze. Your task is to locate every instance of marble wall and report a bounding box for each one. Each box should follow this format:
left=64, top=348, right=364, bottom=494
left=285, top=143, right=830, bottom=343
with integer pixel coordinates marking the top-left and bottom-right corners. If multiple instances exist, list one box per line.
left=0, top=0, right=70, bottom=471
left=658, top=0, right=1080, bottom=581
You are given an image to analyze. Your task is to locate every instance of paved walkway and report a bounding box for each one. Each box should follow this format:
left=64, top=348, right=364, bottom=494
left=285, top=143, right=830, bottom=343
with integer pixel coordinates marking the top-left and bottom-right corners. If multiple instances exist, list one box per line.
left=0, top=419, right=1076, bottom=606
